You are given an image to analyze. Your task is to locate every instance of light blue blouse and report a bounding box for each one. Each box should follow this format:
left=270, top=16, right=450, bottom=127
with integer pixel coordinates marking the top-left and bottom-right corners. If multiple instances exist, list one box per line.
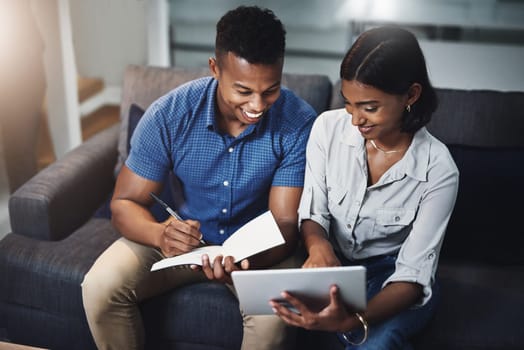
left=298, top=108, right=459, bottom=305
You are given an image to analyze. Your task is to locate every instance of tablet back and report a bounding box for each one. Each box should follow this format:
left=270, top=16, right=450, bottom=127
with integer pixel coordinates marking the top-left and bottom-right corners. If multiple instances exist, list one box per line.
left=231, top=266, right=366, bottom=315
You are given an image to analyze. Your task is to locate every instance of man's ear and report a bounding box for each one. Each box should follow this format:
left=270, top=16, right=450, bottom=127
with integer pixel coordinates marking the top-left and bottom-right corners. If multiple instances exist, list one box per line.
left=407, top=83, right=422, bottom=106
left=209, top=57, right=219, bottom=79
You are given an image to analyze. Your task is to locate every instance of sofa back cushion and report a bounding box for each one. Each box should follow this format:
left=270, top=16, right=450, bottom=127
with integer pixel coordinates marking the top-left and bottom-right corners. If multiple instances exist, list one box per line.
left=116, top=64, right=333, bottom=176
left=428, top=88, right=524, bottom=147
left=330, top=81, right=524, bottom=264
left=443, top=145, right=524, bottom=264
left=95, top=103, right=178, bottom=221
left=116, top=65, right=210, bottom=176
left=429, top=89, right=524, bottom=264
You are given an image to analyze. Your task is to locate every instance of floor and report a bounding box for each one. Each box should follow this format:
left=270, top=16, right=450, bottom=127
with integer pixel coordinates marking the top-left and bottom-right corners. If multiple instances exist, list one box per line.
left=0, top=341, right=47, bottom=350
left=0, top=105, right=120, bottom=240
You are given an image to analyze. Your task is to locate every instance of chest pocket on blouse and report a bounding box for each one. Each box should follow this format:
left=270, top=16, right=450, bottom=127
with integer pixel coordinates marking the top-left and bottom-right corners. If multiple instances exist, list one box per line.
left=327, top=185, right=348, bottom=218
left=374, top=208, right=416, bottom=236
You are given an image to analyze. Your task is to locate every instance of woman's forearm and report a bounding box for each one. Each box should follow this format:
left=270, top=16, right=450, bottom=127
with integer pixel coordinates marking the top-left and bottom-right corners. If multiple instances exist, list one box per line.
left=341, top=281, right=423, bottom=333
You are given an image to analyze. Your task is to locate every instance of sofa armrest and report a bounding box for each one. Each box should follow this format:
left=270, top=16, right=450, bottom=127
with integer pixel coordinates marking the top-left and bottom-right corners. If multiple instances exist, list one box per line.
left=9, top=124, right=120, bottom=241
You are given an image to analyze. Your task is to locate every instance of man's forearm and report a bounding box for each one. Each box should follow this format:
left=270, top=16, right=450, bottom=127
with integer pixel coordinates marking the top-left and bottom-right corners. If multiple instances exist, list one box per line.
left=111, top=199, right=163, bottom=248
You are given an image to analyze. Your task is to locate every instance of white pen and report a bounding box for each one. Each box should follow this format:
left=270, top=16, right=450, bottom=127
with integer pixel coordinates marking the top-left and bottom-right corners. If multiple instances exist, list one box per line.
left=149, top=192, right=206, bottom=245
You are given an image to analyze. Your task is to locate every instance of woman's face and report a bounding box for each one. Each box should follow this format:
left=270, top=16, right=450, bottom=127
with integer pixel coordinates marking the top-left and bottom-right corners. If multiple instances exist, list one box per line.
left=341, top=79, right=409, bottom=142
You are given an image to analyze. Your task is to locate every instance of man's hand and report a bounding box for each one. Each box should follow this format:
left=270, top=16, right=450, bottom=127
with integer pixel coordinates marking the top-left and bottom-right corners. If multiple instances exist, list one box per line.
left=199, top=255, right=250, bottom=284
left=159, top=219, right=203, bottom=257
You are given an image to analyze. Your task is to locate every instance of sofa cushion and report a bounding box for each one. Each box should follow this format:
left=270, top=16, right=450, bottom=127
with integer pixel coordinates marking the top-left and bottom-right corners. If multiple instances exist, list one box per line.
left=281, top=73, right=332, bottom=114
left=141, top=282, right=243, bottom=350
left=116, top=65, right=211, bottom=176
left=94, top=103, right=145, bottom=219
left=0, top=219, right=119, bottom=318
left=428, top=89, right=524, bottom=147
left=127, top=103, right=145, bottom=152
left=441, top=145, right=524, bottom=264
left=9, top=125, right=119, bottom=241
left=94, top=103, right=175, bottom=221
left=413, top=262, right=524, bottom=350
left=330, top=80, right=344, bottom=110
left=0, top=218, right=119, bottom=349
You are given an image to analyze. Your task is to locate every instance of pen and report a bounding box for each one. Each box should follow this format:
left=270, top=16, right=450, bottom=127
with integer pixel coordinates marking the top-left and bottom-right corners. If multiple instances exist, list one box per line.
left=149, top=192, right=206, bottom=245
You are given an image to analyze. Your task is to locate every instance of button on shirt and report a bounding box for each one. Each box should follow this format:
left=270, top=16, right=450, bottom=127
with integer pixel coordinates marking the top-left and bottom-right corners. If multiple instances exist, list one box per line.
left=127, top=77, right=316, bottom=244
left=298, top=109, right=459, bottom=305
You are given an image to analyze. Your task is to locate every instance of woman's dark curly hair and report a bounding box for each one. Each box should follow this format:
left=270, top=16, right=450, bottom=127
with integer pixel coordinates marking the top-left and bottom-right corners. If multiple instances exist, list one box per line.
left=215, top=6, right=286, bottom=65
left=340, top=26, right=437, bottom=133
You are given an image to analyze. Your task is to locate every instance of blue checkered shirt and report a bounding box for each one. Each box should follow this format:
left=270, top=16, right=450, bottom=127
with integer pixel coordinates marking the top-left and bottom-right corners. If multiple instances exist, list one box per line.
left=126, top=77, right=316, bottom=244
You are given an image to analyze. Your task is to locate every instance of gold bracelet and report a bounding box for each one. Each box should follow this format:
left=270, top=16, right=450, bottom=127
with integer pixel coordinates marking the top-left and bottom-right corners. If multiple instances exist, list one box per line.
left=341, top=312, right=368, bottom=346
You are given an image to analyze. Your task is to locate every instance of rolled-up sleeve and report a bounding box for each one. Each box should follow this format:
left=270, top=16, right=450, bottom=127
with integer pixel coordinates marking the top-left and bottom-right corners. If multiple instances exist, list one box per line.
left=298, top=115, right=331, bottom=235
left=383, top=156, right=459, bottom=306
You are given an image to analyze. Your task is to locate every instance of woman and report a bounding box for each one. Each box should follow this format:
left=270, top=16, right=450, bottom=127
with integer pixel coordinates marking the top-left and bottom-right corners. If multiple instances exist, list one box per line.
left=270, top=26, right=459, bottom=349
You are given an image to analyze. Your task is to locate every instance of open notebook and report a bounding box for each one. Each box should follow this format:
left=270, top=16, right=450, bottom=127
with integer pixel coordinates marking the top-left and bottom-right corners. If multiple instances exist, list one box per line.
left=151, top=210, right=285, bottom=271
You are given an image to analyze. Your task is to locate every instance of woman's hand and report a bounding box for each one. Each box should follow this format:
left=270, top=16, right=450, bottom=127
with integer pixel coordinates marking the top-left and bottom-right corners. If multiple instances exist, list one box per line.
left=303, top=239, right=341, bottom=268
left=270, top=284, right=353, bottom=332
left=300, top=219, right=340, bottom=268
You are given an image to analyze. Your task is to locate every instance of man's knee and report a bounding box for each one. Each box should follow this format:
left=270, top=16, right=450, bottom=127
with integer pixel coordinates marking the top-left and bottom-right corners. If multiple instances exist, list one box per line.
left=81, top=263, right=134, bottom=321
left=81, top=239, right=150, bottom=317
left=242, top=314, right=296, bottom=350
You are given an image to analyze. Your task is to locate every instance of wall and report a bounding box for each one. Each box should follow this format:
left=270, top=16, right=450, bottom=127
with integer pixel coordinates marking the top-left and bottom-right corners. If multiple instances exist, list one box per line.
left=170, top=0, right=524, bottom=92
left=68, top=0, right=524, bottom=92
left=69, top=0, right=148, bottom=86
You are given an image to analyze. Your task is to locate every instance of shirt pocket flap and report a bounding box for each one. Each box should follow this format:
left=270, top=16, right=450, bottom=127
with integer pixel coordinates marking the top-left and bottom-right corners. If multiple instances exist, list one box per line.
left=327, top=185, right=347, bottom=206
left=376, top=208, right=416, bottom=226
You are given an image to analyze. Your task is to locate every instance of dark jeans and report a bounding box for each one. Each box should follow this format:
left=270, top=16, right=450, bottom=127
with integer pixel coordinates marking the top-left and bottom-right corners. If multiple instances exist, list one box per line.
left=327, top=254, right=440, bottom=350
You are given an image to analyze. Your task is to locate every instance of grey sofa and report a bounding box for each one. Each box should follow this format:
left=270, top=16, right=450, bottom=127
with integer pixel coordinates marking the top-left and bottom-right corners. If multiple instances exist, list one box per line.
left=1, top=65, right=523, bottom=350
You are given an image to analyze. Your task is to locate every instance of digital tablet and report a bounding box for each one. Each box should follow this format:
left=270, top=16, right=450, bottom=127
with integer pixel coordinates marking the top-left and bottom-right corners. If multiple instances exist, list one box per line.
left=231, top=266, right=367, bottom=315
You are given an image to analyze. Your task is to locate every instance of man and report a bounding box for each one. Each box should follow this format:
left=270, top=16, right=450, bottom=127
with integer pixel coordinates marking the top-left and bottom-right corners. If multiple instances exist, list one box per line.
left=82, top=6, right=316, bottom=350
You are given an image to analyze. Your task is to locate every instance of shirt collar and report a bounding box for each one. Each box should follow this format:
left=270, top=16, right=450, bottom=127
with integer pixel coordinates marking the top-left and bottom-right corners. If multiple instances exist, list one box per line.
left=344, top=122, right=431, bottom=182
left=205, top=79, right=218, bottom=130
left=342, top=116, right=365, bottom=151
left=383, top=127, right=431, bottom=183
left=403, top=127, right=431, bottom=182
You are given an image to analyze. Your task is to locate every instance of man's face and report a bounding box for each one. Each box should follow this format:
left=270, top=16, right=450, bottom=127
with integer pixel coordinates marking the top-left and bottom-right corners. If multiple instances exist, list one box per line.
left=209, top=52, right=283, bottom=128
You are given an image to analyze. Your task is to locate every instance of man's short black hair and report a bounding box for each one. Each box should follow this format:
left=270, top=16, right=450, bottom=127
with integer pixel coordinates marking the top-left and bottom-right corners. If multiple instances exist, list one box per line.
left=215, top=6, right=286, bottom=65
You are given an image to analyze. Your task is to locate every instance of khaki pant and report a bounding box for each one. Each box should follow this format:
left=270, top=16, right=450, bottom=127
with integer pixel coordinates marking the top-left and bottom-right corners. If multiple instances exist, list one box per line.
left=82, top=237, right=304, bottom=350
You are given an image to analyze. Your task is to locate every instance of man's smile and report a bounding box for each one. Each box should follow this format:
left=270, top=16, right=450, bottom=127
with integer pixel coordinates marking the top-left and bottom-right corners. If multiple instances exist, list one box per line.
left=243, top=109, right=264, bottom=119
